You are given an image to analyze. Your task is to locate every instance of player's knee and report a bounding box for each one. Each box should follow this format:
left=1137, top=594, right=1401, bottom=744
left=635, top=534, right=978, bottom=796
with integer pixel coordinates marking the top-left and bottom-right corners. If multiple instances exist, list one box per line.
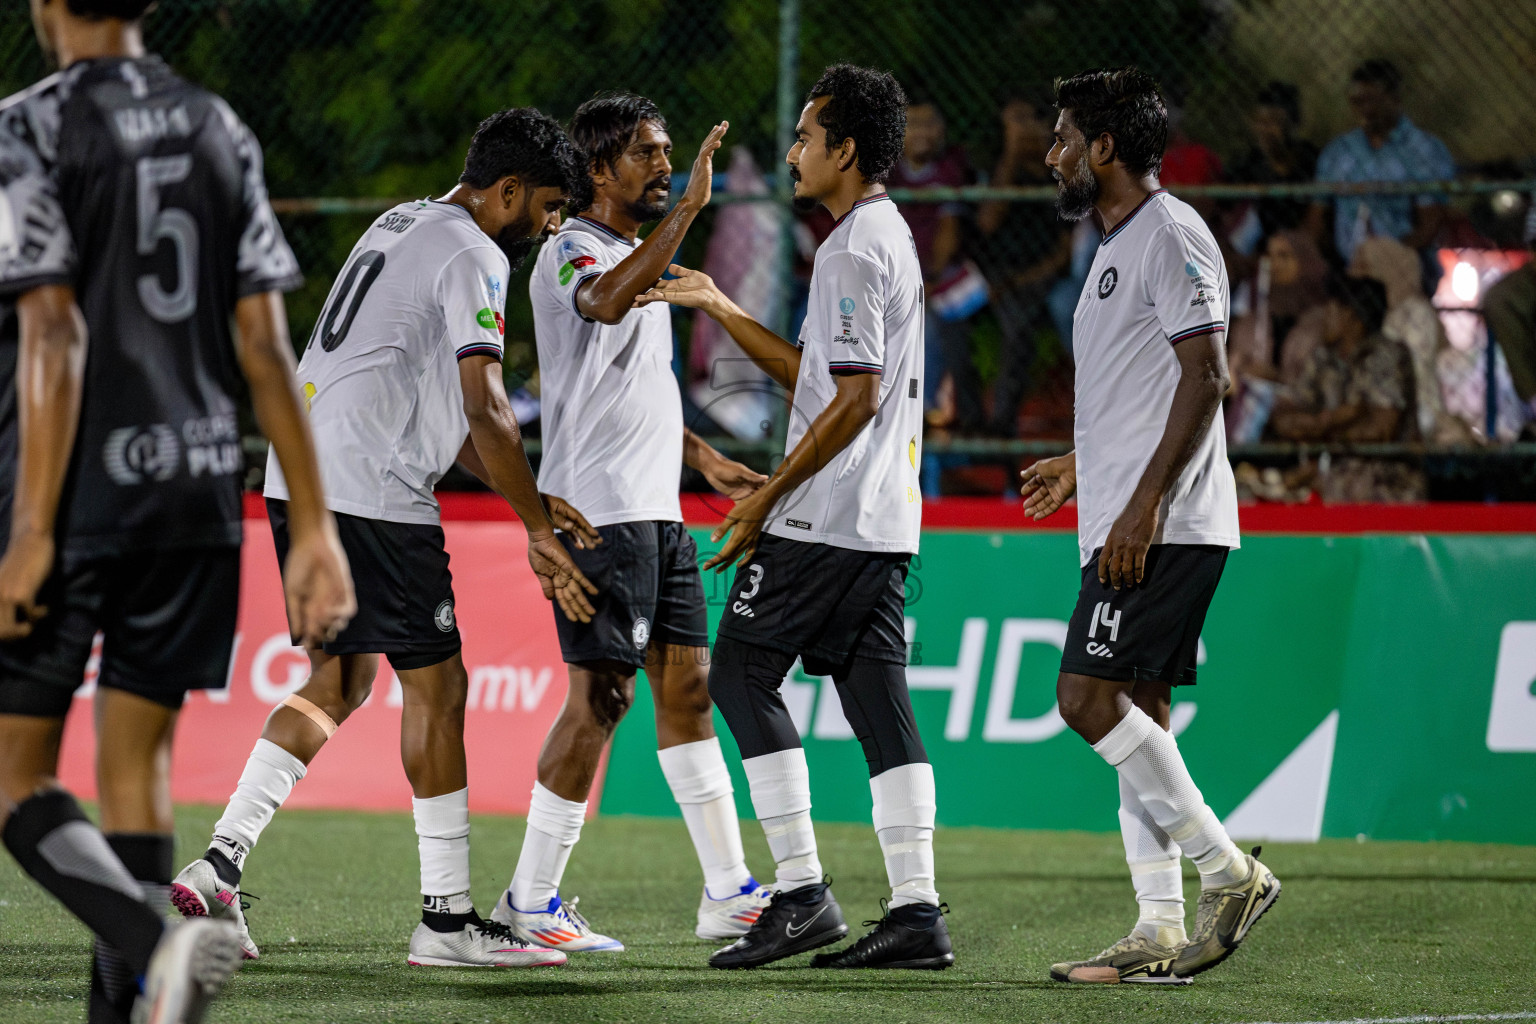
left=581, top=671, right=634, bottom=729
left=659, top=671, right=714, bottom=722
left=1056, top=674, right=1116, bottom=737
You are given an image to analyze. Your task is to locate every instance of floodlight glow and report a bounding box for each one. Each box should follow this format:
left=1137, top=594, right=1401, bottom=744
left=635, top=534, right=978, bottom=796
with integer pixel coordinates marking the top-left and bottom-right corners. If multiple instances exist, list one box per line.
left=1451, top=261, right=1479, bottom=303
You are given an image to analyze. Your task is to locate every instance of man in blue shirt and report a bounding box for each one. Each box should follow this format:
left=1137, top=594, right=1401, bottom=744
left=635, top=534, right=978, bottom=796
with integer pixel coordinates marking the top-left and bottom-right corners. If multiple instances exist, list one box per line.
left=1309, top=60, right=1454, bottom=279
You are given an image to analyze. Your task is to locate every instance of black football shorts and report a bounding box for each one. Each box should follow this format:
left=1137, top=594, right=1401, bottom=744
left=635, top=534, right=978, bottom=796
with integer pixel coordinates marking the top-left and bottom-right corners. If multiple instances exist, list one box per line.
left=0, top=545, right=240, bottom=717
left=268, top=499, right=459, bottom=671
left=714, top=533, right=910, bottom=677
left=553, top=520, right=710, bottom=668
left=1059, top=543, right=1229, bottom=686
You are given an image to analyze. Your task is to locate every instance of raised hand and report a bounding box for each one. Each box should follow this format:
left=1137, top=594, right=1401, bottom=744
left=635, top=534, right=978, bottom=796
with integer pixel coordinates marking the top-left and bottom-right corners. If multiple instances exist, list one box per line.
left=1019, top=451, right=1077, bottom=521
left=682, top=122, right=730, bottom=210
left=527, top=534, right=599, bottom=623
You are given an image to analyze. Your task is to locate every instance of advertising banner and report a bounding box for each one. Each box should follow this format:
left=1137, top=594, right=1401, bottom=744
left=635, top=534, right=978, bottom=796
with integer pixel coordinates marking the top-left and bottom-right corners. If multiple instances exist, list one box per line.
left=600, top=529, right=1536, bottom=844
left=57, top=521, right=582, bottom=816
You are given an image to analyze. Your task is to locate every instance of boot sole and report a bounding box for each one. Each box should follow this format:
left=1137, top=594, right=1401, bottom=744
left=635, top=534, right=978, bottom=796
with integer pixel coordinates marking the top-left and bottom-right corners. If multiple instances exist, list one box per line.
left=820, top=952, right=955, bottom=970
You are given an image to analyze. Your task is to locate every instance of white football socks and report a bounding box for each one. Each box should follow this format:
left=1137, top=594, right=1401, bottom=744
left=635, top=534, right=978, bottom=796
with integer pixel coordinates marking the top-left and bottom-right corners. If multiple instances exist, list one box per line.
left=1094, top=706, right=1249, bottom=890
left=412, top=787, right=470, bottom=897
left=510, top=782, right=586, bottom=911
left=870, top=762, right=939, bottom=909
left=212, top=738, right=307, bottom=855
left=657, top=738, right=754, bottom=899
left=743, top=748, right=822, bottom=890
left=1119, top=775, right=1186, bottom=945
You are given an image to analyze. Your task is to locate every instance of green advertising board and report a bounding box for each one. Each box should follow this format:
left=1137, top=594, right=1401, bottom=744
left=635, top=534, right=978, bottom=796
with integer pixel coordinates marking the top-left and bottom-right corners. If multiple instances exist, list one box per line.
left=599, top=529, right=1536, bottom=844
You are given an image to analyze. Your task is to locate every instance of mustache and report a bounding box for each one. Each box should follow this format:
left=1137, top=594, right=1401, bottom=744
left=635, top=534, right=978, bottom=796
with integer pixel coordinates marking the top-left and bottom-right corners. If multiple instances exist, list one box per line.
left=645, top=177, right=672, bottom=192
left=790, top=166, right=802, bottom=183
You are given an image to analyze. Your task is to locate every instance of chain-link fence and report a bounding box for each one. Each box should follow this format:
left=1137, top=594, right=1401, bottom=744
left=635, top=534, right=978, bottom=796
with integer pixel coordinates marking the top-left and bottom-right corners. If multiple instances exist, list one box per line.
left=2, top=0, right=1533, bottom=498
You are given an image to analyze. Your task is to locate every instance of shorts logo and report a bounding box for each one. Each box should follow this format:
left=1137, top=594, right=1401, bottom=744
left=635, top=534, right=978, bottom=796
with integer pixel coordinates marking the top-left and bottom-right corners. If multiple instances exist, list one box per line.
left=103, top=425, right=181, bottom=485
left=434, top=600, right=455, bottom=632
left=1086, top=600, right=1121, bottom=656
left=632, top=616, right=651, bottom=649
left=1097, top=267, right=1118, bottom=299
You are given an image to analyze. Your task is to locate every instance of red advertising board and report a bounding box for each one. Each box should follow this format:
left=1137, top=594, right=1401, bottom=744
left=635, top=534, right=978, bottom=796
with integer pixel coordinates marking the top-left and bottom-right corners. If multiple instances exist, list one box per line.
left=57, top=519, right=596, bottom=816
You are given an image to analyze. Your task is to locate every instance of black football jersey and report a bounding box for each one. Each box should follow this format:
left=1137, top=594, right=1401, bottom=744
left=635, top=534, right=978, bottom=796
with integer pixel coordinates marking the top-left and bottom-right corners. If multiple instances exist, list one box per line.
left=0, top=55, right=301, bottom=559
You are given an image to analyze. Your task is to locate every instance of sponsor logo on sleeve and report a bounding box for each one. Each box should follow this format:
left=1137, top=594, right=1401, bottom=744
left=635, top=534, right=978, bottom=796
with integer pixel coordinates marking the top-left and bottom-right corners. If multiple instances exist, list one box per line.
left=1186, top=259, right=1211, bottom=307
left=558, top=254, right=597, bottom=286
left=487, top=274, right=502, bottom=307
left=476, top=307, right=505, bottom=335
left=837, top=296, right=858, bottom=341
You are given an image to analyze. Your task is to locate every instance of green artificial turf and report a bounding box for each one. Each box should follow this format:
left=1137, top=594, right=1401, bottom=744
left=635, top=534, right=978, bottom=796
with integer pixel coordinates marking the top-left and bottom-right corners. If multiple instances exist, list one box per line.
left=2, top=806, right=1534, bottom=1023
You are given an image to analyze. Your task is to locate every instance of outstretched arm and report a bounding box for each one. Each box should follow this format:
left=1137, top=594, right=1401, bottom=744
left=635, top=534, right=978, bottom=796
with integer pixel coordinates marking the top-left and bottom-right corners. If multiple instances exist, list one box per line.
left=576, top=123, right=728, bottom=324
left=639, top=265, right=801, bottom=390
left=703, top=372, right=879, bottom=571
left=236, top=291, right=356, bottom=644
left=459, top=355, right=597, bottom=621
left=684, top=427, right=767, bottom=499
left=0, top=286, right=85, bottom=640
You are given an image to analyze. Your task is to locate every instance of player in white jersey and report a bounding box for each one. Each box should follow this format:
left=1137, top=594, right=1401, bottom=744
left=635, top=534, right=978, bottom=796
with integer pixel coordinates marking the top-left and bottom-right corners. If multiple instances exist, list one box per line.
left=489, top=94, right=773, bottom=953
left=1020, top=68, right=1279, bottom=985
left=171, top=109, right=601, bottom=969
left=642, top=65, right=953, bottom=971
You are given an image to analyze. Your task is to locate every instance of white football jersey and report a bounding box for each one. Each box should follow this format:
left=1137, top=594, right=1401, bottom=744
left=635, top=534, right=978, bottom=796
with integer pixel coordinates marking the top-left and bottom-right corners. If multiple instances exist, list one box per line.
left=530, top=215, right=684, bottom=527
left=764, top=194, right=924, bottom=554
left=1072, top=189, right=1240, bottom=566
left=265, top=200, right=510, bottom=525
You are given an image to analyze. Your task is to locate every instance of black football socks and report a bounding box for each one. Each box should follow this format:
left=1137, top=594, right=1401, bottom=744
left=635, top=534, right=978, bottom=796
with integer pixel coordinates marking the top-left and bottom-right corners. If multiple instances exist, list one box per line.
left=89, top=833, right=174, bottom=1024
left=2, top=790, right=166, bottom=977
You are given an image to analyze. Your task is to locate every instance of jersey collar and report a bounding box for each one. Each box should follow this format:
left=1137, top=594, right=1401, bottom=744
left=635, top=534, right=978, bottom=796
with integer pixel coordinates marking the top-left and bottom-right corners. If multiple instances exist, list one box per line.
left=831, top=192, right=892, bottom=230
left=573, top=215, right=638, bottom=247
left=1099, top=189, right=1166, bottom=246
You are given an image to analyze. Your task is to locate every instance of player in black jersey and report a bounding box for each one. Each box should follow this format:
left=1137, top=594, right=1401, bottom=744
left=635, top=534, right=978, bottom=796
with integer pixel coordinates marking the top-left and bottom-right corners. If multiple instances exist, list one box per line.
left=0, top=3, right=354, bottom=1022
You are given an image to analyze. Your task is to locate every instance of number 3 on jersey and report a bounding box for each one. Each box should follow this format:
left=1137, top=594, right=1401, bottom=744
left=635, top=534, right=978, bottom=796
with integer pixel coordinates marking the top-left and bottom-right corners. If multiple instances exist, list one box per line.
left=310, top=249, right=386, bottom=352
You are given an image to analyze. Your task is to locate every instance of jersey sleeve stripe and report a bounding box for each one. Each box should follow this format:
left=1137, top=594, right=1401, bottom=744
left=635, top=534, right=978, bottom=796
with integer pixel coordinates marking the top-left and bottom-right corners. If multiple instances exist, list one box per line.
left=455, top=343, right=505, bottom=361
left=828, top=360, right=883, bottom=375
left=1167, top=321, right=1226, bottom=344
left=570, top=272, right=602, bottom=321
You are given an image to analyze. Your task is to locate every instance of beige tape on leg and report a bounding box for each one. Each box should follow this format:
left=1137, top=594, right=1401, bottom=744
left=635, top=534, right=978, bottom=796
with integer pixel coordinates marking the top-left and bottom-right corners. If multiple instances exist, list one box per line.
left=281, top=694, right=339, bottom=738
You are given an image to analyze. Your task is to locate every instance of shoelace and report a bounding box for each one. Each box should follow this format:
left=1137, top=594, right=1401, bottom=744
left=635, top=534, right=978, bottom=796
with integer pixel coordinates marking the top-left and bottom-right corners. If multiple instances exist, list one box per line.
left=235, top=890, right=260, bottom=915
left=563, top=897, right=595, bottom=935
left=475, top=918, right=526, bottom=946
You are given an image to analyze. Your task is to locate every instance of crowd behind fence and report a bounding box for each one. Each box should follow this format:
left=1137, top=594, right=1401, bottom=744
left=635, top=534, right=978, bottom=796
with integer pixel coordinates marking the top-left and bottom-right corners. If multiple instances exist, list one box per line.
left=2, top=0, right=1533, bottom=501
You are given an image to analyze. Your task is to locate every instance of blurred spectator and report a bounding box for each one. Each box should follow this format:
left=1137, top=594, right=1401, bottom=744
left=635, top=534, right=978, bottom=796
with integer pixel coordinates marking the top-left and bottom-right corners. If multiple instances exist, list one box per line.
left=1349, top=237, right=1475, bottom=443
left=1225, top=230, right=1329, bottom=440
left=1310, top=59, right=1455, bottom=289
left=1160, top=94, right=1223, bottom=226
left=974, top=95, right=1073, bottom=436
left=1482, top=200, right=1536, bottom=428
left=1224, top=82, right=1318, bottom=273
left=1271, top=275, right=1426, bottom=501
left=889, top=96, right=988, bottom=432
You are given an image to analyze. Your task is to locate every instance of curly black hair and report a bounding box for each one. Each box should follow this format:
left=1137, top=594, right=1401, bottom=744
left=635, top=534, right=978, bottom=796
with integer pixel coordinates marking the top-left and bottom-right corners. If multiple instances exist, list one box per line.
left=1327, top=273, right=1389, bottom=336
left=66, top=0, right=153, bottom=17
left=459, top=108, right=583, bottom=201
left=1351, top=58, right=1403, bottom=94
left=1054, top=66, right=1168, bottom=177
left=806, top=64, right=907, bottom=185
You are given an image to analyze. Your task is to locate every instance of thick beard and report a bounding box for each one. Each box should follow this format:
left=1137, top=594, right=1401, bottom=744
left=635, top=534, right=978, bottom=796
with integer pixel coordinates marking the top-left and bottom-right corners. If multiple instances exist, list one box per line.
left=792, top=195, right=819, bottom=213
left=1054, top=160, right=1099, bottom=222
left=627, top=197, right=670, bottom=223
left=494, top=220, right=540, bottom=272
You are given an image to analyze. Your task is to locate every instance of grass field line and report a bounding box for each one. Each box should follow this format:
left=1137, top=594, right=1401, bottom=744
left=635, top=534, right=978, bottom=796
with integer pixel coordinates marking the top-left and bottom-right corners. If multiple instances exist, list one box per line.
left=1234, top=1014, right=1536, bottom=1024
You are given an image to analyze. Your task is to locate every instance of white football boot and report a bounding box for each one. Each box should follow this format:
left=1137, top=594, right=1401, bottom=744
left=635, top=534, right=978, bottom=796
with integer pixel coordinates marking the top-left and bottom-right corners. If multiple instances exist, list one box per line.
left=130, top=918, right=242, bottom=1024
left=169, top=858, right=259, bottom=960
left=490, top=891, right=624, bottom=952
left=695, top=880, right=773, bottom=941
left=407, top=917, right=566, bottom=967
